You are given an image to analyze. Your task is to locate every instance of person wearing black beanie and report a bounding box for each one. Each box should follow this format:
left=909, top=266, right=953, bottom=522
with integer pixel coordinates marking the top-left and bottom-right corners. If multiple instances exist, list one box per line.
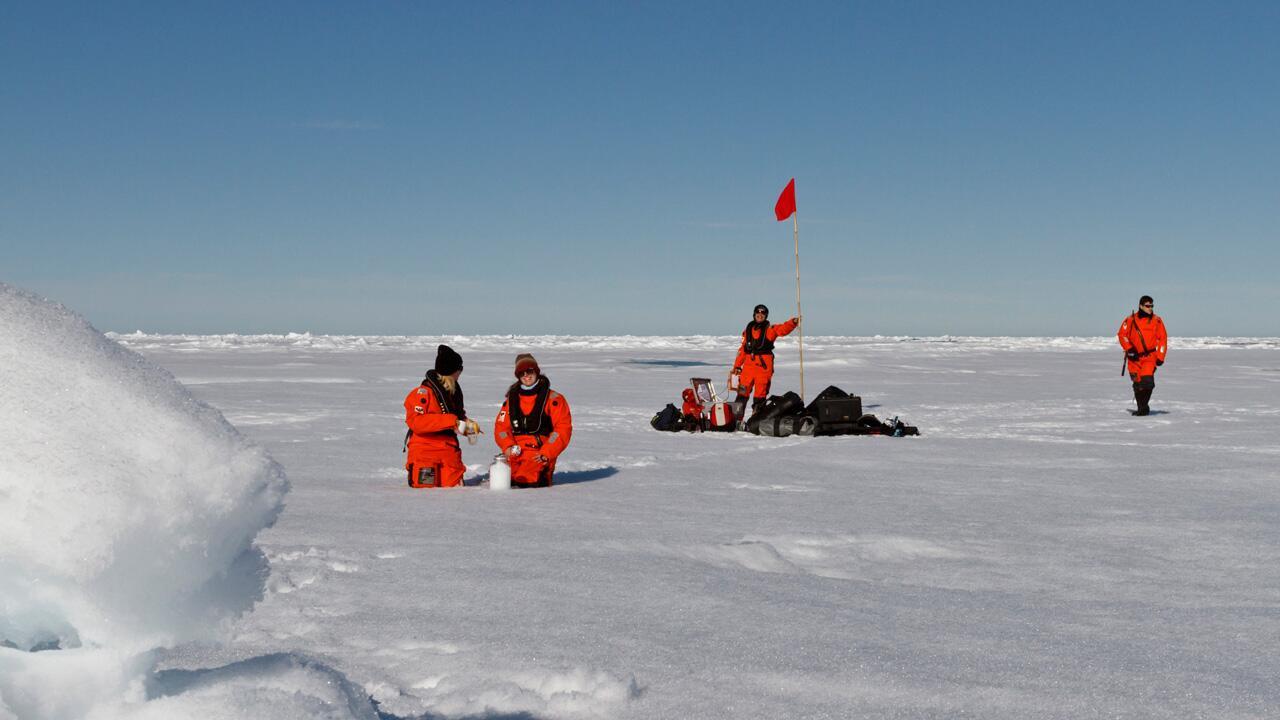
left=401, top=344, right=480, bottom=488
left=1118, top=295, right=1168, bottom=416
left=434, top=344, right=463, bottom=376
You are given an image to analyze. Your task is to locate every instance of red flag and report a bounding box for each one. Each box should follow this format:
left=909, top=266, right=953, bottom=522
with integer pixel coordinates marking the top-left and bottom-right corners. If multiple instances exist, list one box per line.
left=774, top=178, right=796, bottom=221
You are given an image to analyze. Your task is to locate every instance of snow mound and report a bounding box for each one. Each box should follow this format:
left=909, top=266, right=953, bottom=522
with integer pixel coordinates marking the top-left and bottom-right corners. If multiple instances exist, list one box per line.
left=0, top=284, right=288, bottom=714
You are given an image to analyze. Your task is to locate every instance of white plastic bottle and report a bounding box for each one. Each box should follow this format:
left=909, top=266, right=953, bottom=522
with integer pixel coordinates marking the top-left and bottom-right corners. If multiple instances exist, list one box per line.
left=489, top=453, right=511, bottom=491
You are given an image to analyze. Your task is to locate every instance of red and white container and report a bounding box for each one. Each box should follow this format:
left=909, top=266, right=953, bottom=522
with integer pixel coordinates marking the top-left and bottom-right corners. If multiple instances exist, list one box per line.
left=708, top=401, right=735, bottom=429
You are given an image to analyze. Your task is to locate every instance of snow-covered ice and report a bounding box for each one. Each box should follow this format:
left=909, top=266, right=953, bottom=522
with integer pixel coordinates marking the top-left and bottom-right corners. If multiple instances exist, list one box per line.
left=4, top=285, right=1280, bottom=718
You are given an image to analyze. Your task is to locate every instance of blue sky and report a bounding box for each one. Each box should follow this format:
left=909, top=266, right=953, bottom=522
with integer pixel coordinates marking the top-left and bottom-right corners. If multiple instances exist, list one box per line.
left=3, top=1, right=1277, bottom=335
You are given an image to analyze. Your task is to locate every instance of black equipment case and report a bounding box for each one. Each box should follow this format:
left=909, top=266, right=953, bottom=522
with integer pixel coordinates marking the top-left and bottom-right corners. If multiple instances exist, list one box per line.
left=806, top=386, right=862, bottom=426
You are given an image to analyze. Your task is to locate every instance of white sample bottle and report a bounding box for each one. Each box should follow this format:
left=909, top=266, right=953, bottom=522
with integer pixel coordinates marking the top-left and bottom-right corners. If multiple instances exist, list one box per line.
left=489, top=453, right=511, bottom=491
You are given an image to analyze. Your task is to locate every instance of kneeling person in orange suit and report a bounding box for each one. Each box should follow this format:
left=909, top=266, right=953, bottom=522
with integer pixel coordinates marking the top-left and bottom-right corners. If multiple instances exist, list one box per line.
left=403, top=344, right=480, bottom=488
left=494, top=353, right=572, bottom=487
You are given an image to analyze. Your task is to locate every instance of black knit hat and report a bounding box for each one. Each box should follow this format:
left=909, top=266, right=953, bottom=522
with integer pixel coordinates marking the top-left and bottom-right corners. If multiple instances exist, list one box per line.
left=753, top=304, right=769, bottom=317
left=1139, top=295, right=1153, bottom=306
left=434, top=344, right=463, bottom=375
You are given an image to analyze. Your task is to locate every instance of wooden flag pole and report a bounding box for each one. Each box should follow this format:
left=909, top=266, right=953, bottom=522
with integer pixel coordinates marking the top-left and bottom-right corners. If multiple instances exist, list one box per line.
left=793, top=210, right=805, bottom=403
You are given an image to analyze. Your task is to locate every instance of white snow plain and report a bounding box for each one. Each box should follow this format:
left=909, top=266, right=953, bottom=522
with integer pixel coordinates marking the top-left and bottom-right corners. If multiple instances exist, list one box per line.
left=4, top=292, right=1280, bottom=719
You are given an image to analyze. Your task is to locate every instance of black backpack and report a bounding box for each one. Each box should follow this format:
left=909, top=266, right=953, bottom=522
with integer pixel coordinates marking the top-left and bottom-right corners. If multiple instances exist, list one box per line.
left=650, top=403, right=685, bottom=432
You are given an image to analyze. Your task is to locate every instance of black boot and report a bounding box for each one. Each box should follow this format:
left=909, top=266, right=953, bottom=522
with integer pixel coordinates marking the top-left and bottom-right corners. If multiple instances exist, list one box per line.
left=1133, top=376, right=1154, bottom=415
left=731, top=393, right=750, bottom=430
left=744, top=397, right=770, bottom=433
left=1142, top=376, right=1156, bottom=414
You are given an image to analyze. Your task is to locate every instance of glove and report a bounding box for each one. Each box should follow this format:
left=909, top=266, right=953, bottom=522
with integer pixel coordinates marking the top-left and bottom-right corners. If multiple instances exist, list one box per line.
left=1125, top=350, right=1139, bottom=360
left=1156, top=359, right=1164, bottom=367
left=731, top=367, right=742, bottom=375
left=456, top=420, right=468, bottom=434
left=791, top=316, right=800, bottom=326
left=465, top=419, right=481, bottom=436
left=506, top=445, right=522, bottom=457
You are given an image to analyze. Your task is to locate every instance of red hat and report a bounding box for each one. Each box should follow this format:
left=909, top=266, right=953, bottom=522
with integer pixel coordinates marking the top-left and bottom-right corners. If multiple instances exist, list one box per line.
left=514, top=353, right=540, bottom=378
left=682, top=388, right=696, bottom=402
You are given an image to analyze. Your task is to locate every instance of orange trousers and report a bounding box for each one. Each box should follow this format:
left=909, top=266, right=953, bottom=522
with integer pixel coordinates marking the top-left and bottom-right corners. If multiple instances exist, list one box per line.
left=406, top=449, right=466, bottom=488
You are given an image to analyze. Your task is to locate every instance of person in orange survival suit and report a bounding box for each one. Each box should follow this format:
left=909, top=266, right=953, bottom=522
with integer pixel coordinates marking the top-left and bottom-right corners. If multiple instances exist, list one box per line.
left=1117, top=294, right=1168, bottom=416
left=731, top=304, right=800, bottom=417
left=494, top=353, right=572, bottom=487
left=681, top=388, right=704, bottom=433
left=403, top=344, right=481, bottom=487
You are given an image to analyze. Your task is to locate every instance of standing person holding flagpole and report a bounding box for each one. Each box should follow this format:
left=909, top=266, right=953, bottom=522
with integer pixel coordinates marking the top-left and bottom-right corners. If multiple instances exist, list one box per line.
left=730, top=304, right=800, bottom=419
left=726, top=179, right=805, bottom=423
left=775, top=178, right=805, bottom=402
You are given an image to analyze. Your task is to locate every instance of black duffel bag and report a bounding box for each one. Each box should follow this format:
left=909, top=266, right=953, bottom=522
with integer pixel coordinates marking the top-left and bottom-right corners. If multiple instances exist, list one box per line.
left=746, top=391, right=805, bottom=434
left=758, top=415, right=817, bottom=437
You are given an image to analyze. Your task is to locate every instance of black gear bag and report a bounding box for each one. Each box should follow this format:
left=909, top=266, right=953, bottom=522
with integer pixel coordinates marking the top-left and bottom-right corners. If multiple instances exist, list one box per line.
left=745, top=391, right=805, bottom=434
left=805, top=385, right=863, bottom=428
left=650, top=403, right=685, bottom=432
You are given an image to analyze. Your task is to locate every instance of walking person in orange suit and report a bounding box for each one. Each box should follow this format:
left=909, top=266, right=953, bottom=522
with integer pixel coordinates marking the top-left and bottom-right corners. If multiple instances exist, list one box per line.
left=1117, top=295, right=1168, bottom=416
left=494, top=354, right=572, bottom=487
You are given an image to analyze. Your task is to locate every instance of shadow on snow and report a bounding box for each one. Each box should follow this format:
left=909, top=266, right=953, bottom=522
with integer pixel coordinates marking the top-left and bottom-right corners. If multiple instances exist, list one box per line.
left=150, top=651, right=553, bottom=720
left=625, top=359, right=715, bottom=368
left=554, top=466, right=620, bottom=484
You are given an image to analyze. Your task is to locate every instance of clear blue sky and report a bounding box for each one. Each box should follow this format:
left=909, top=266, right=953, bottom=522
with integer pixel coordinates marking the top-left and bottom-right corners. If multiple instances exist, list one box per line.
left=3, top=1, right=1277, bottom=336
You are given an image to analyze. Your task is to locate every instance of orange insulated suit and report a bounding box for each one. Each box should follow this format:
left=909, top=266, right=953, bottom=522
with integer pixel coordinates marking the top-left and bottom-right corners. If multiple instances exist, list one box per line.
left=403, top=373, right=467, bottom=488
left=1118, top=311, right=1167, bottom=377
left=1117, top=303, right=1168, bottom=416
left=733, top=317, right=799, bottom=401
left=494, top=377, right=573, bottom=487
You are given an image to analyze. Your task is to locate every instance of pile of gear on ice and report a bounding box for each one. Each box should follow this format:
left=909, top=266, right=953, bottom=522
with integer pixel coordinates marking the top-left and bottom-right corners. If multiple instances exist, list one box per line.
left=651, top=380, right=919, bottom=438
left=650, top=302, right=918, bottom=438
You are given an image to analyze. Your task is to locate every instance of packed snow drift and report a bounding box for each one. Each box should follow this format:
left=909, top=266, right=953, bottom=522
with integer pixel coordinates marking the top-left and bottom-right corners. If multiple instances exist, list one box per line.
left=0, top=284, right=288, bottom=719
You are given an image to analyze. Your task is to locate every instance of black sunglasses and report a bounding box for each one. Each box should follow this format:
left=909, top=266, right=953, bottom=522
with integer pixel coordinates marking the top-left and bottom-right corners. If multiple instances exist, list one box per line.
left=1140, top=303, right=1153, bottom=308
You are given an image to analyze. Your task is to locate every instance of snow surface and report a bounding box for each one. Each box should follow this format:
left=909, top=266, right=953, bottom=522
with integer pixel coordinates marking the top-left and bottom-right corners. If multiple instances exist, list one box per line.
left=5, top=291, right=1280, bottom=718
